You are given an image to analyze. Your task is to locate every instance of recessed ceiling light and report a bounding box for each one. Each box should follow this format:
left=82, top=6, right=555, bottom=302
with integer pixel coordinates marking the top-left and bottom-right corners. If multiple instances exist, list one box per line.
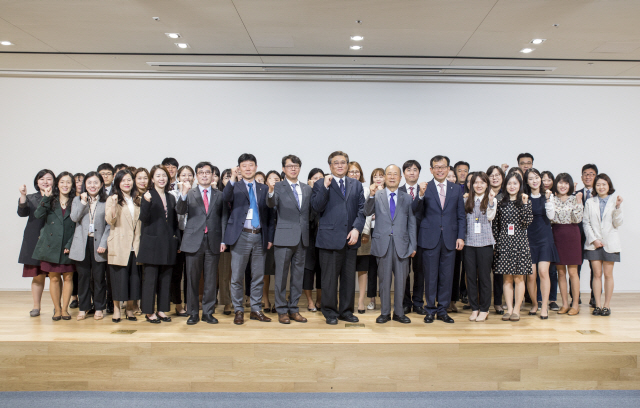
left=530, top=39, right=546, bottom=45
left=520, top=48, right=534, bottom=53
left=350, top=36, right=364, bottom=41
left=1, top=41, right=13, bottom=46
left=165, top=33, right=181, bottom=39
left=350, top=45, right=362, bottom=50
left=175, top=43, right=190, bottom=49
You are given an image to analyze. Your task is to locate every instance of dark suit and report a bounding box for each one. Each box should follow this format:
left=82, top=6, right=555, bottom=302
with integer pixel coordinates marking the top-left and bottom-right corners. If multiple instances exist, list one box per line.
left=575, top=187, right=594, bottom=302
left=399, top=184, right=424, bottom=310
left=311, top=176, right=365, bottom=319
left=176, top=186, right=228, bottom=316
left=18, top=192, right=45, bottom=266
left=412, top=180, right=466, bottom=316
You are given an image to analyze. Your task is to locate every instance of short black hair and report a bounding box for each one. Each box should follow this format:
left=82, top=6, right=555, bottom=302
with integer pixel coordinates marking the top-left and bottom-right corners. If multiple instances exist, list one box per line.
left=582, top=164, right=598, bottom=175
left=281, top=154, right=302, bottom=168
left=593, top=173, right=615, bottom=195
left=402, top=160, right=421, bottom=173
left=430, top=155, right=450, bottom=167
left=73, top=172, right=85, bottom=181
left=33, top=169, right=56, bottom=191
left=307, top=168, right=324, bottom=181
left=238, top=153, right=257, bottom=166
left=454, top=161, right=470, bottom=171
left=265, top=170, right=281, bottom=182
left=97, top=163, right=114, bottom=174
left=553, top=173, right=575, bottom=195
left=517, top=153, right=534, bottom=164
left=195, top=161, right=214, bottom=174
left=161, top=157, right=179, bottom=168
left=114, top=163, right=128, bottom=171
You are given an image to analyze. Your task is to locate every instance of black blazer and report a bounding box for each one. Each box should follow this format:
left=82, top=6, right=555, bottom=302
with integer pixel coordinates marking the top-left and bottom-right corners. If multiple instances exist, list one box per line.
left=399, top=184, right=423, bottom=224
left=137, top=189, right=180, bottom=265
left=18, top=192, right=45, bottom=266
left=222, top=179, right=275, bottom=250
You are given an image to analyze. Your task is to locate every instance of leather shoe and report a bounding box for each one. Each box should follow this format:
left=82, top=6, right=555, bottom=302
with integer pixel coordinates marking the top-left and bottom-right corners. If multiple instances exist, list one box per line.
left=288, top=312, right=307, bottom=323
left=326, top=317, right=338, bottom=325
left=403, top=306, right=411, bottom=315
left=413, top=306, right=427, bottom=315
left=250, top=311, right=272, bottom=322
left=106, top=305, right=114, bottom=314
left=393, top=314, right=411, bottom=324
left=187, top=314, right=200, bottom=325
left=376, top=314, right=391, bottom=324
left=202, top=314, right=218, bottom=324
left=278, top=313, right=291, bottom=324
left=69, top=299, right=79, bottom=309
left=423, top=314, right=435, bottom=323
left=338, top=314, right=359, bottom=323
left=233, top=311, right=244, bottom=325
left=437, top=313, right=455, bottom=323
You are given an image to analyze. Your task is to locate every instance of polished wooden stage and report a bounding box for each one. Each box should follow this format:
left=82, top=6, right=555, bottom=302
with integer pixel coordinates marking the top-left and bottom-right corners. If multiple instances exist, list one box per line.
left=1, top=291, right=639, bottom=392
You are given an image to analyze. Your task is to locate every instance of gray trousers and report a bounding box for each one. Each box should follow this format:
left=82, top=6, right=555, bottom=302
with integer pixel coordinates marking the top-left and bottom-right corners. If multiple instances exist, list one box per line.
left=274, top=241, right=307, bottom=315
left=376, top=236, right=410, bottom=317
left=230, top=231, right=265, bottom=312
left=185, top=235, right=220, bottom=316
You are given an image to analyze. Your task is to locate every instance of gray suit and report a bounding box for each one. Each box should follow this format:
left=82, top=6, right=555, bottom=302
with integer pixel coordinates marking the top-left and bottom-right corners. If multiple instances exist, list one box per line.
left=364, top=188, right=417, bottom=316
left=267, top=179, right=312, bottom=315
left=176, top=186, right=227, bottom=316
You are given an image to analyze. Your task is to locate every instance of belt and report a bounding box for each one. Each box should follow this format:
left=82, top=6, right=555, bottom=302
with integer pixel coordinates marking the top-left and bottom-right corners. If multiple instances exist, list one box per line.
left=243, top=227, right=262, bottom=234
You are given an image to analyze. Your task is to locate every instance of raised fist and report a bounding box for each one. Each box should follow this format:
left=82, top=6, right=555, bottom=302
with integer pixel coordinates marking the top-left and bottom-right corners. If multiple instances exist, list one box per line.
left=521, top=193, right=529, bottom=204
left=180, top=181, right=191, bottom=195
left=80, top=192, right=88, bottom=203
left=324, top=174, right=333, bottom=188
left=489, top=189, right=497, bottom=200
left=230, top=166, right=239, bottom=181
left=110, top=195, right=118, bottom=204
left=616, top=196, right=623, bottom=208
left=267, top=177, right=276, bottom=193
left=463, top=193, right=469, bottom=200
left=19, top=184, right=27, bottom=196
left=143, top=191, right=152, bottom=202
left=501, top=163, right=509, bottom=172
left=575, top=192, right=583, bottom=203
left=369, top=183, right=377, bottom=197
left=545, top=189, right=552, bottom=200
left=574, top=182, right=579, bottom=191
left=42, top=187, right=52, bottom=197
left=419, top=182, right=428, bottom=196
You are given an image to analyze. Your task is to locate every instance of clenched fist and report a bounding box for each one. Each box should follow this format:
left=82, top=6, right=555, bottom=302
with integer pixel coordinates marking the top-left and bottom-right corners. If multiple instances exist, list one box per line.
left=521, top=193, right=529, bottom=204
left=501, top=163, right=509, bottom=172
left=143, top=191, right=152, bottom=202
left=489, top=189, right=497, bottom=201
left=80, top=192, right=88, bottom=203
left=19, top=184, right=27, bottom=196
left=419, top=182, right=428, bottom=196
left=42, top=187, right=52, bottom=197
left=110, top=195, right=118, bottom=204
left=575, top=192, right=583, bottom=203
left=267, top=177, right=276, bottom=193
left=545, top=189, right=552, bottom=200
left=180, top=181, right=191, bottom=195
left=616, top=196, right=623, bottom=208
left=324, top=174, right=333, bottom=188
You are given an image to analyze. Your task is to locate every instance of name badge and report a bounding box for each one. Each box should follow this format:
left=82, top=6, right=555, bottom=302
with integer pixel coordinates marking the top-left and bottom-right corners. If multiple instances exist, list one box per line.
left=246, top=208, right=254, bottom=220
left=89, top=224, right=95, bottom=233
left=474, top=222, right=481, bottom=234
left=508, top=224, right=515, bottom=235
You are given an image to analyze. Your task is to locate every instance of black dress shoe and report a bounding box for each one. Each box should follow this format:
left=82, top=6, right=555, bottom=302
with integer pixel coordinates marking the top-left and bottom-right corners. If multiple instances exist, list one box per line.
left=413, top=306, right=427, bottom=315
left=69, top=299, right=79, bottom=309
left=423, top=314, right=435, bottom=324
left=326, top=317, right=338, bottom=325
left=112, top=318, right=121, bottom=323
left=106, top=305, right=114, bottom=314
left=589, top=298, right=596, bottom=308
left=403, top=306, right=412, bottom=315
left=357, top=309, right=365, bottom=314
left=540, top=314, right=549, bottom=320
left=376, top=314, right=391, bottom=324
left=393, top=314, right=411, bottom=324
left=437, top=313, right=455, bottom=324
left=223, top=310, right=232, bottom=315
left=460, top=295, right=468, bottom=304
left=202, top=314, right=219, bottom=324
left=158, top=315, right=172, bottom=322
left=187, top=314, right=200, bottom=325
left=145, top=315, right=161, bottom=324
left=338, top=314, right=359, bottom=323
left=126, top=315, right=137, bottom=321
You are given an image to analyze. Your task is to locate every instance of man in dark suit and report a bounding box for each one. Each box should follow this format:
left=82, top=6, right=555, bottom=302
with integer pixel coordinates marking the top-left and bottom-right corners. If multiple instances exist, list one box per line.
left=267, top=154, right=312, bottom=324
left=398, top=160, right=426, bottom=316
left=412, top=155, right=466, bottom=324
left=451, top=160, right=471, bottom=312
left=311, top=151, right=365, bottom=325
left=223, top=153, right=274, bottom=325
left=576, top=163, right=598, bottom=307
left=176, top=161, right=228, bottom=325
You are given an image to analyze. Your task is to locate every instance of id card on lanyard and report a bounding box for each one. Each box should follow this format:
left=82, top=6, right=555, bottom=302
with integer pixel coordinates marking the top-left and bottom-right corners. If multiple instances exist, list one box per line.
left=508, top=224, right=515, bottom=235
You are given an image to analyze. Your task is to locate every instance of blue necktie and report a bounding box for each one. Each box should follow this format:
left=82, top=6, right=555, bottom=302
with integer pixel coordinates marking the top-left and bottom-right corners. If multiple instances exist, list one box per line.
left=248, top=183, right=260, bottom=228
left=291, top=183, right=300, bottom=209
left=339, top=179, right=345, bottom=196
left=390, top=192, right=396, bottom=219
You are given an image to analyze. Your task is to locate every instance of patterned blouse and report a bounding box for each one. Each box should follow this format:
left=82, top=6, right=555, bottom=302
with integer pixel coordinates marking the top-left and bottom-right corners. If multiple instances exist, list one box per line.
left=551, top=195, right=583, bottom=224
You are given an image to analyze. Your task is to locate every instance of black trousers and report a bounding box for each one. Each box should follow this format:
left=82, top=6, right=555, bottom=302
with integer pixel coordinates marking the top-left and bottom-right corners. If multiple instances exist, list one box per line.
left=185, top=236, right=219, bottom=316
left=110, top=252, right=141, bottom=302
left=141, top=264, right=172, bottom=314
left=464, top=245, right=493, bottom=312
left=451, top=248, right=466, bottom=302
left=303, top=250, right=322, bottom=290
left=72, top=270, right=79, bottom=297
left=75, top=239, right=107, bottom=311
left=403, top=249, right=424, bottom=309
left=318, top=245, right=357, bottom=319
left=366, top=254, right=378, bottom=298
left=493, top=270, right=503, bottom=306
left=171, top=250, right=187, bottom=305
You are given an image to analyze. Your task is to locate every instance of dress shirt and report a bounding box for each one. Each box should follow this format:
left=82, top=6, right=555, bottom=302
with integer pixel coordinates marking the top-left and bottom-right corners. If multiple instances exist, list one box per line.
left=180, top=184, right=211, bottom=202
left=403, top=183, right=419, bottom=200
left=327, top=175, right=346, bottom=190
left=230, top=179, right=262, bottom=229
left=599, top=195, right=610, bottom=220
left=105, top=185, right=112, bottom=195
left=269, top=178, right=302, bottom=208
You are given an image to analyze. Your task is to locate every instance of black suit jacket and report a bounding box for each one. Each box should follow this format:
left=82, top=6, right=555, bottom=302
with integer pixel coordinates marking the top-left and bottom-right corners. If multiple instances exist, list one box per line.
left=176, top=187, right=228, bottom=254
left=222, top=179, right=274, bottom=250
left=18, top=192, right=45, bottom=266
left=137, top=189, right=180, bottom=265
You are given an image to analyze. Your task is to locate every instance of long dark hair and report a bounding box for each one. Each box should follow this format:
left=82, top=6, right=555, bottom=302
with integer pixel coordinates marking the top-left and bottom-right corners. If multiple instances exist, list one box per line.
left=464, top=172, right=476, bottom=194
left=112, top=169, right=139, bottom=207
left=51, top=171, right=76, bottom=209
left=81, top=171, right=108, bottom=202
left=500, top=172, right=524, bottom=207
left=541, top=171, right=555, bottom=192
left=465, top=172, right=490, bottom=214
left=33, top=169, right=56, bottom=191
left=219, top=168, right=232, bottom=190
left=523, top=168, right=545, bottom=196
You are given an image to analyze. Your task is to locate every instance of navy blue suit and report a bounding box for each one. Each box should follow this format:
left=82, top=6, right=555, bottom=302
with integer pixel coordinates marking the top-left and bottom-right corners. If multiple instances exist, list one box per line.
left=222, top=180, right=274, bottom=250
left=412, top=179, right=466, bottom=316
left=311, top=176, right=365, bottom=319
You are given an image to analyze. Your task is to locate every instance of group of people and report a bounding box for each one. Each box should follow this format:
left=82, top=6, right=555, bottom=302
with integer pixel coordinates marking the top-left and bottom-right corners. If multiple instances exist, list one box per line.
left=18, top=152, right=624, bottom=326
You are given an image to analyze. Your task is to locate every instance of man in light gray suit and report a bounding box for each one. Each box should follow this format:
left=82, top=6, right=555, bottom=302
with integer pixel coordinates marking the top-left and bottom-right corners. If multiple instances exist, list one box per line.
left=267, top=155, right=312, bottom=324
left=176, top=161, right=227, bottom=325
left=364, top=164, right=417, bottom=324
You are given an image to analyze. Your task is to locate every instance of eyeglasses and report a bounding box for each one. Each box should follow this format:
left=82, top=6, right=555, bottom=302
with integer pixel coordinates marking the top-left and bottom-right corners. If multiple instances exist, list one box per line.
left=489, top=174, right=502, bottom=179
left=99, top=172, right=113, bottom=177
left=348, top=170, right=360, bottom=175
left=432, top=166, right=449, bottom=171
left=284, top=165, right=300, bottom=170
left=197, top=171, right=212, bottom=176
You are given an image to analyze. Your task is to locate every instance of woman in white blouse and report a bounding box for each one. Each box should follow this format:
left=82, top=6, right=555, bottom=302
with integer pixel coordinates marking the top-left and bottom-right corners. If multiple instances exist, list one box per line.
left=583, top=174, right=623, bottom=316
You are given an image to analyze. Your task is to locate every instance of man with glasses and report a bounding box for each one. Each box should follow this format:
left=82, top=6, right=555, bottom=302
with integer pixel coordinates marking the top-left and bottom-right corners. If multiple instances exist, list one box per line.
left=577, top=164, right=599, bottom=307
left=177, top=162, right=228, bottom=325
left=267, top=155, right=312, bottom=324
left=311, top=151, right=365, bottom=325
left=97, top=163, right=114, bottom=195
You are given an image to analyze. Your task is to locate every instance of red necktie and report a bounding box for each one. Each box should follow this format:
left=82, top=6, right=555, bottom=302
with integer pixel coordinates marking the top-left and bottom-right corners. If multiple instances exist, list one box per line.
left=203, top=189, right=209, bottom=233
left=409, top=186, right=415, bottom=199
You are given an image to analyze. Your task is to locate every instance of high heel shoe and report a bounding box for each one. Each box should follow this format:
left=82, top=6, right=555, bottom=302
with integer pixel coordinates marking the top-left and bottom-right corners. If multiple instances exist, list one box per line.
left=528, top=309, right=538, bottom=316
left=126, top=315, right=137, bottom=321
left=540, top=314, right=548, bottom=320
left=158, top=314, right=172, bottom=322
left=174, top=308, right=188, bottom=317
left=145, top=315, right=161, bottom=324
left=358, top=309, right=365, bottom=314
left=112, top=317, right=122, bottom=323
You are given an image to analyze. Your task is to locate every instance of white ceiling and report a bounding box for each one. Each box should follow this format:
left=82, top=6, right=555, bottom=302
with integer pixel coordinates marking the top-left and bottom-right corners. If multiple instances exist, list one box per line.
left=1, top=0, right=640, bottom=81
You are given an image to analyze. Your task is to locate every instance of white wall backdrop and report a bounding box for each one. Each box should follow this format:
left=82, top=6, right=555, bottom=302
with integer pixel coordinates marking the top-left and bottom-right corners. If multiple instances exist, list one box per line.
left=1, top=76, right=638, bottom=291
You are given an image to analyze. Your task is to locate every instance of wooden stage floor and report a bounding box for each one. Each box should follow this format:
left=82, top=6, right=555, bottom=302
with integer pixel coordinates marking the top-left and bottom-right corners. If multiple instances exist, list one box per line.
left=1, top=291, right=639, bottom=392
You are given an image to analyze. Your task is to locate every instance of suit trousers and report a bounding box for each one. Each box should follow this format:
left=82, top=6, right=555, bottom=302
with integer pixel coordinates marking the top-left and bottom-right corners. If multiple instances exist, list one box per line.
left=464, top=245, right=493, bottom=312
left=141, top=264, right=172, bottom=314
left=493, top=269, right=503, bottom=306
left=217, top=252, right=232, bottom=305
left=452, top=248, right=467, bottom=302
left=403, top=250, right=424, bottom=309
left=171, top=249, right=187, bottom=305
left=75, top=239, right=106, bottom=311
left=274, top=241, right=306, bottom=314
left=421, top=235, right=456, bottom=316
left=376, top=236, right=410, bottom=316
left=230, top=231, right=265, bottom=312
left=365, top=254, right=379, bottom=298
left=185, top=235, right=220, bottom=316
left=318, top=245, right=357, bottom=319
left=109, top=251, right=141, bottom=302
